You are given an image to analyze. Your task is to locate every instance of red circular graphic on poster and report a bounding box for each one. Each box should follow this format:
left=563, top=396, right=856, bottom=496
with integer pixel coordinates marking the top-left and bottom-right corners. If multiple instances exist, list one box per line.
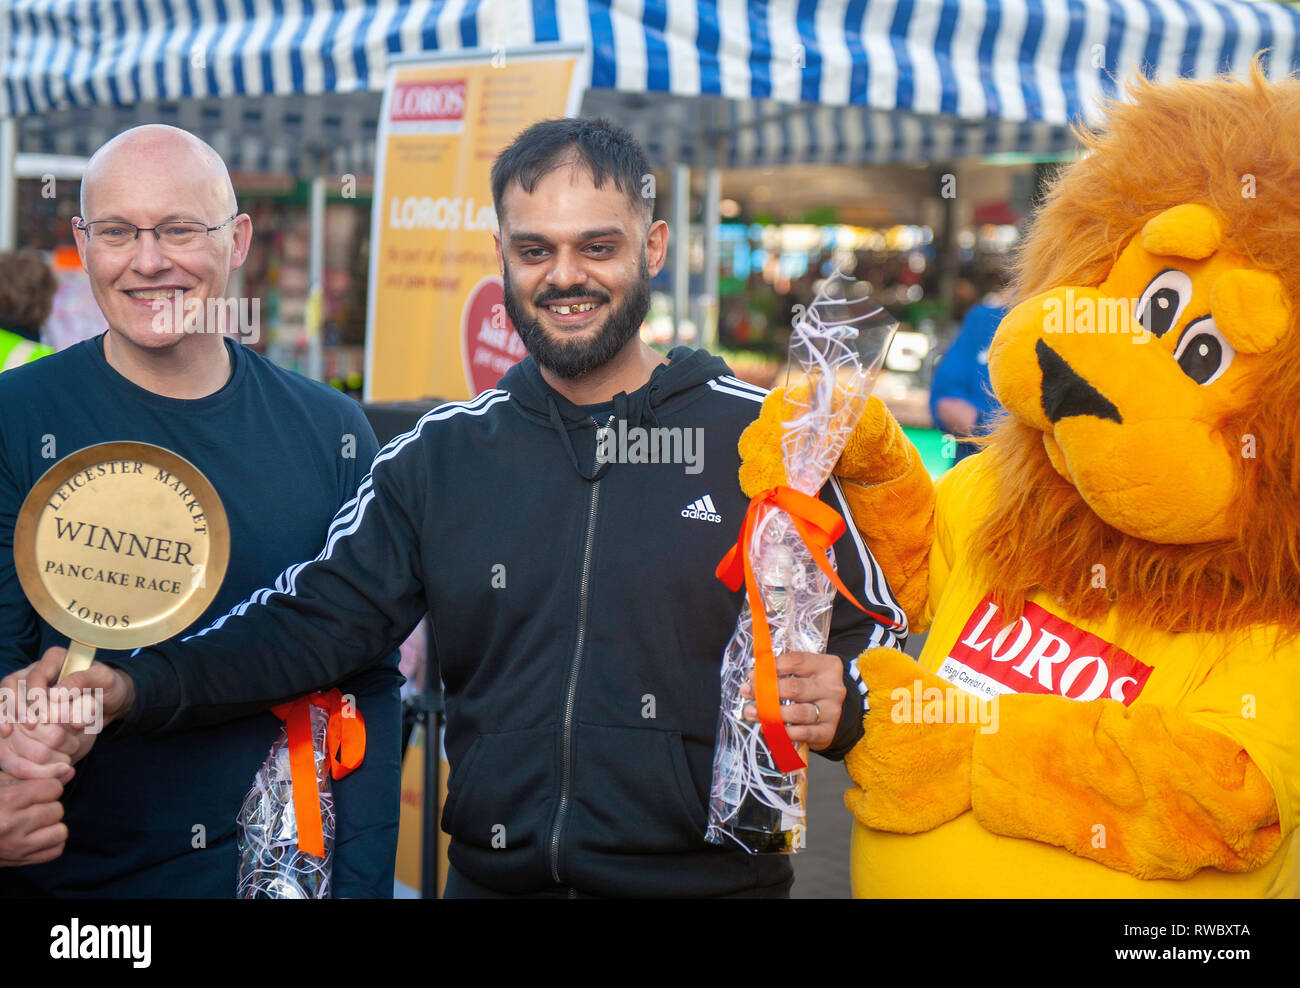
left=461, top=275, right=526, bottom=394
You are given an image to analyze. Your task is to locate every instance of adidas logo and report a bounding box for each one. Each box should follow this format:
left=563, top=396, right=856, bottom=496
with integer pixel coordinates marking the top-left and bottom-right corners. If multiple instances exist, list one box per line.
left=681, top=495, right=722, bottom=524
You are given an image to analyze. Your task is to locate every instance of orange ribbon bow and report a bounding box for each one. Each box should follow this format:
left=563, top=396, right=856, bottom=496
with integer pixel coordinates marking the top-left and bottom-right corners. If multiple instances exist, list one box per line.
left=716, top=486, right=906, bottom=774
left=270, top=688, right=367, bottom=859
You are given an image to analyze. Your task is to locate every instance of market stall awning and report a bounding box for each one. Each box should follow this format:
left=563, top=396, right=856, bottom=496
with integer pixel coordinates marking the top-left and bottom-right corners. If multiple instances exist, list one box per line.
left=5, top=0, right=1300, bottom=171
left=17, top=86, right=1077, bottom=176
left=15, top=91, right=384, bottom=177
left=583, top=87, right=1080, bottom=168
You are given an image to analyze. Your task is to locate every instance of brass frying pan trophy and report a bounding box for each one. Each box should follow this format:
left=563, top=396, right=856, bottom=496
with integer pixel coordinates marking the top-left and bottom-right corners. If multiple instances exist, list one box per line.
left=14, top=442, right=229, bottom=681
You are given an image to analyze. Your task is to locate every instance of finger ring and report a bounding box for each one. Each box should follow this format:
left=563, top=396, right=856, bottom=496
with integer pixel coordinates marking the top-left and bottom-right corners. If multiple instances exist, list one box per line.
left=812, top=702, right=821, bottom=724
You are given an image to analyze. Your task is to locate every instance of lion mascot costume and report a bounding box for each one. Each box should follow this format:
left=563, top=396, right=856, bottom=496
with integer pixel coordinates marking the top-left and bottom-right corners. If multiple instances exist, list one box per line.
left=740, top=66, right=1300, bottom=897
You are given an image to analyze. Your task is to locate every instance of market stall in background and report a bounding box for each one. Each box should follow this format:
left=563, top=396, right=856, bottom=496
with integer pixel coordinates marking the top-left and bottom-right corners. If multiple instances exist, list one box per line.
left=8, top=1, right=1296, bottom=422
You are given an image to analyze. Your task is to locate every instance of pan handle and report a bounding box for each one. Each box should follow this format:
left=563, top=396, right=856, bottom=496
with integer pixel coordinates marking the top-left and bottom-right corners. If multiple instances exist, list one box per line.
left=57, top=640, right=97, bottom=682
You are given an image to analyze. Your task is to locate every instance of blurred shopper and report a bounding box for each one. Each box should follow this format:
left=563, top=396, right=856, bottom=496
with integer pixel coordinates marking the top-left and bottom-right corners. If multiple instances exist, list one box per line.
left=0, top=250, right=56, bottom=369
left=929, top=273, right=1011, bottom=463
left=0, top=125, right=400, bottom=895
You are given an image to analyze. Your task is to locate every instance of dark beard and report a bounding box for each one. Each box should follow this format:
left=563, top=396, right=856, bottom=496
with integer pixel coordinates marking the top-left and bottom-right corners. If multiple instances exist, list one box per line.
left=503, top=254, right=650, bottom=380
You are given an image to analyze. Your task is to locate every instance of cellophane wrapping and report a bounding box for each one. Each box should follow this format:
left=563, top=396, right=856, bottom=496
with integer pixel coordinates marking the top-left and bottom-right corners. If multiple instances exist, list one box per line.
left=706, top=281, right=896, bottom=854
left=236, top=704, right=334, bottom=898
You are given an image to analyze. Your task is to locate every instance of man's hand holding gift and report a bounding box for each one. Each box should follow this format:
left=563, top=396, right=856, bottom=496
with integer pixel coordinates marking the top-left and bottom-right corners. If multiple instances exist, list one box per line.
left=739, top=650, right=848, bottom=752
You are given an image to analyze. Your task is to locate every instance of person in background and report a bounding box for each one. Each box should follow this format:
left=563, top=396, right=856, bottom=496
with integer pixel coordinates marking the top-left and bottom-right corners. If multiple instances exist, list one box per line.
left=928, top=271, right=1011, bottom=463
left=0, top=250, right=56, bottom=370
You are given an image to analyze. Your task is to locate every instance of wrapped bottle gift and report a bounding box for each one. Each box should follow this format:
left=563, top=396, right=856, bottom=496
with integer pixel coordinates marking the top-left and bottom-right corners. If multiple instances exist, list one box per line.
left=236, top=689, right=364, bottom=898
left=706, top=275, right=900, bottom=853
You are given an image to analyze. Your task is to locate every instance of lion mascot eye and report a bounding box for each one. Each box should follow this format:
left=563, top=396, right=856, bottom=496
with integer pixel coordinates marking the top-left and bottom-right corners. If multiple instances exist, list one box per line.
left=1172, top=316, right=1235, bottom=386
left=1135, top=269, right=1193, bottom=338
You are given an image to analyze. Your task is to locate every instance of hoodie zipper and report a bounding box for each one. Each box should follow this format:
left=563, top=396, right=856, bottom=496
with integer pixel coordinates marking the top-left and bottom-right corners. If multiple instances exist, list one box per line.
left=550, top=415, right=613, bottom=885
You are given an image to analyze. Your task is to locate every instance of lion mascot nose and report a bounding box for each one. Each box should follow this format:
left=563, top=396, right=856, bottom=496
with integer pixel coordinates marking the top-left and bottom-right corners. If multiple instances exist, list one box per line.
left=1035, top=340, right=1122, bottom=425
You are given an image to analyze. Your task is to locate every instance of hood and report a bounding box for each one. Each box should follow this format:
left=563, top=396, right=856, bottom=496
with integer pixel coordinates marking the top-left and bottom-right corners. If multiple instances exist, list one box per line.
left=498, top=346, right=733, bottom=480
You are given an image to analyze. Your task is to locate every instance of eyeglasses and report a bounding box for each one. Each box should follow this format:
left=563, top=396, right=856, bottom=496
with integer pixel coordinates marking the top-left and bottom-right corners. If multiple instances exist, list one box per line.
left=75, top=215, right=237, bottom=249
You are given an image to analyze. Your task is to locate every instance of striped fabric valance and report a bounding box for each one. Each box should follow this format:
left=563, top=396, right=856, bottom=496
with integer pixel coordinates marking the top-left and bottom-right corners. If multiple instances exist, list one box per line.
left=5, top=0, right=1298, bottom=170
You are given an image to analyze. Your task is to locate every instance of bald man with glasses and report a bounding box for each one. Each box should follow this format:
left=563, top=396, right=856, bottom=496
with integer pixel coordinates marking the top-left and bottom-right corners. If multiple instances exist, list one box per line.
left=0, top=125, right=402, bottom=897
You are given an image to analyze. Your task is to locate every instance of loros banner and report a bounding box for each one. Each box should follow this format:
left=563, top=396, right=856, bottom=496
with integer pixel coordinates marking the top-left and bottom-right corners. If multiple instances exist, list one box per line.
left=365, top=46, right=586, bottom=402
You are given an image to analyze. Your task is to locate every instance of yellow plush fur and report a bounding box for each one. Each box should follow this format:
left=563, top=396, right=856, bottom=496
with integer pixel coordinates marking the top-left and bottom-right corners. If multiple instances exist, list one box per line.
left=844, top=648, right=975, bottom=832
left=850, top=644, right=1282, bottom=881
left=971, top=688, right=1282, bottom=879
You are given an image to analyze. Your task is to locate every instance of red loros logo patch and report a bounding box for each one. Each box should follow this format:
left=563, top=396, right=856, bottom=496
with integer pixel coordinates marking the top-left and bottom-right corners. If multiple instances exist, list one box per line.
left=936, top=596, right=1153, bottom=705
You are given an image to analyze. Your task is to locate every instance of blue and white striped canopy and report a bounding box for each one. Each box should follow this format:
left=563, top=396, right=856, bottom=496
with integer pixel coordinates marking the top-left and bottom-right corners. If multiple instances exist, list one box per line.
left=5, top=0, right=1299, bottom=170
left=583, top=88, right=1079, bottom=168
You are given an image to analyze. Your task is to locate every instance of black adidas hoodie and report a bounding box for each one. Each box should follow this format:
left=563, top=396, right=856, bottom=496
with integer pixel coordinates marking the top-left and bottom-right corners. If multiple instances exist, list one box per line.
left=110, top=346, right=906, bottom=897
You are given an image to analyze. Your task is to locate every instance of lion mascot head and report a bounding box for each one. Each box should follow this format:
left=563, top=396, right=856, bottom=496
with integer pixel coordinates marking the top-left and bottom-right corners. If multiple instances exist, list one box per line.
left=974, top=64, right=1300, bottom=637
